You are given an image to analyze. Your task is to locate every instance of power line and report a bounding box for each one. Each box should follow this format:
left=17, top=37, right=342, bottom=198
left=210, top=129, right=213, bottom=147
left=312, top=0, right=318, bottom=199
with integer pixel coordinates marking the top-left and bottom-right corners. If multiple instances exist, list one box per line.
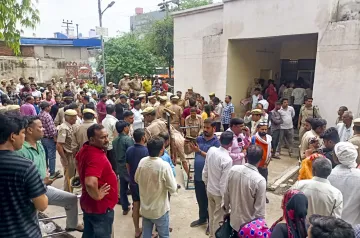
left=62, top=19, right=74, bottom=36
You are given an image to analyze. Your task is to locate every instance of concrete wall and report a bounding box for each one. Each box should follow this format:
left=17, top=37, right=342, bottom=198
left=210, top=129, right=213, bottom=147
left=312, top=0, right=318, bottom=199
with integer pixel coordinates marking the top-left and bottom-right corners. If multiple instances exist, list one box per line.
left=280, top=37, right=318, bottom=59
left=313, top=20, right=360, bottom=123
left=173, top=4, right=227, bottom=100
left=222, top=0, right=332, bottom=39
left=0, top=45, right=91, bottom=83
left=227, top=39, right=281, bottom=113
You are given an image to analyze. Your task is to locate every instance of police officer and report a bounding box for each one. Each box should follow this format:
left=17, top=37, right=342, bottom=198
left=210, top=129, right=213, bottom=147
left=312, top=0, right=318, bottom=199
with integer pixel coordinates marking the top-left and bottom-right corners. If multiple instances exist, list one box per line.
left=57, top=109, right=78, bottom=192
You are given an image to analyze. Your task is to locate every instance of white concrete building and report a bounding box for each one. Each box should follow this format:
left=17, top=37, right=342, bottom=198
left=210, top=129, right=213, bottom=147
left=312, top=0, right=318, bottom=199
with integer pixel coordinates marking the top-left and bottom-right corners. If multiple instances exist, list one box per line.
left=173, top=0, right=360, bottom=123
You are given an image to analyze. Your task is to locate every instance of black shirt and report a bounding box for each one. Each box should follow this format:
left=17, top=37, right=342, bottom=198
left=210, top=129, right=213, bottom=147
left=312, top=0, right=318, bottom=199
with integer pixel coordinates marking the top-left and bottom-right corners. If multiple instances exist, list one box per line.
left=0, top=150, right=47, bottom=238
left=271, top=223, right=288, bottom=238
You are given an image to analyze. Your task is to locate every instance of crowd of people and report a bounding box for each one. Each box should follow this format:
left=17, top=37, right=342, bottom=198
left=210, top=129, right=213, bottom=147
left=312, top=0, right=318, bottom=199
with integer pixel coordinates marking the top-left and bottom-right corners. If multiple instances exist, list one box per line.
left=0, top=74, right=360, bottom=238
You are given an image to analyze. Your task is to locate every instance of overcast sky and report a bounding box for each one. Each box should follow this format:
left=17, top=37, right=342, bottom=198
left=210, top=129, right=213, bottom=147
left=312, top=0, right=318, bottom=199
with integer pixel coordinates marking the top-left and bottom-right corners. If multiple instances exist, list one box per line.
left=22, top=0, right=221, bottom=38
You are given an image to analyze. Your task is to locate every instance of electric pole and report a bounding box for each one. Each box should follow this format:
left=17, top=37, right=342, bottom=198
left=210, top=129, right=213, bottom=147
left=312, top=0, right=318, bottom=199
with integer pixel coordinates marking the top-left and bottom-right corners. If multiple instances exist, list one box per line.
left=62, top=19, right=73, bottom=37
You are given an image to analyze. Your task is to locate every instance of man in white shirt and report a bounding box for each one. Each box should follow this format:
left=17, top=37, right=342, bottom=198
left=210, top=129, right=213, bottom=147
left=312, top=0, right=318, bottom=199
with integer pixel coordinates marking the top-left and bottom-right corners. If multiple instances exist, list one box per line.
left=336, top=111, right=354, bottom=142
left=202, top=131, right=233, bottom=237
left=101, top=104, right=119, bottom=173
left=293, top=157, right=343, bottom=222
left=212, top=97, right=223, bottom=132
left=135, top=137, right=177, bottom=238
left=277, top=98, right=295, bottom=157
left=30, top=83, right=41, bottom=98
left=131, top=100, right=143, bottom=130
left=328, top=142, right=360, bottom=226
left=291, top=83, right=307, bottom=124
left=223, top=144, right=266, bottom=232
left=251, top=88, right=263, bottom=109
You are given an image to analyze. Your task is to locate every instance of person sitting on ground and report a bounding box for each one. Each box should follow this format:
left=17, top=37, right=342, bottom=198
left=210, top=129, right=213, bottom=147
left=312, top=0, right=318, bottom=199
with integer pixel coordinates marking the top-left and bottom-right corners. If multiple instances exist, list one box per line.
left=271, top=189, right=308, bottom=238
left=293, top=158, right=343, bottom=222
left=307, top=215, right=355, bottom=238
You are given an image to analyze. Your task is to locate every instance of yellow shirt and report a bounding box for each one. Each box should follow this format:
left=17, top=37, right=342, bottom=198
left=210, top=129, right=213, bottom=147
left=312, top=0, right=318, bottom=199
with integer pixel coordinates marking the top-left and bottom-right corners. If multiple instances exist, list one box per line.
left=142, top=80, right=152, bottom=93
left=201, top=111, right=215, bottom=120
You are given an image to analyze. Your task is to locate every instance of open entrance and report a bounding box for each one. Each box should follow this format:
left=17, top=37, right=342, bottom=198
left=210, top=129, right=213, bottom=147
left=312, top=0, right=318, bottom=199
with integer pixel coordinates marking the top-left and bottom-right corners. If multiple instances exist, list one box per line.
left=226, top=33, right=318, bottom=113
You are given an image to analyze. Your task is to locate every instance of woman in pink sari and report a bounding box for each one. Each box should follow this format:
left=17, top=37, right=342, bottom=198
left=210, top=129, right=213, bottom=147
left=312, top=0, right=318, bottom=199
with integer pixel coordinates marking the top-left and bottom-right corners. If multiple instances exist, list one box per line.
left=266, top=80, right=278, bottom=111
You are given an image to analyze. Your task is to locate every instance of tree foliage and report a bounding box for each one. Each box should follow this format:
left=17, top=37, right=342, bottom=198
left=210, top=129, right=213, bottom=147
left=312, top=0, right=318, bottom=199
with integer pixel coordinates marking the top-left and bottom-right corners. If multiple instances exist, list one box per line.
left=177, top=0, right=213, bottom=10
left=145, top=16, right=174, bottom=76
left=0, top=0, right=40, bottom=55
left=102, top=33, right=160, bottom=84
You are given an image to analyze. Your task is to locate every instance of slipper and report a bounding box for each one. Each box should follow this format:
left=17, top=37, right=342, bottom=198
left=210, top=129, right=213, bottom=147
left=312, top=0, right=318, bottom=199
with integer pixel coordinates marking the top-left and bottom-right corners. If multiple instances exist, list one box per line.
left=65, top=227, right=84, bottom=233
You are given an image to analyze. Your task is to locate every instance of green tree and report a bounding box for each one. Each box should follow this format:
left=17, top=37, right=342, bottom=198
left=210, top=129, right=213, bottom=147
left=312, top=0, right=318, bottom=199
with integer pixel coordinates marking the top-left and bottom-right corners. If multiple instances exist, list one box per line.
left=145, top=16, right=174, bottom=77
left=0, top=0, right=40, bottom=55
left=177, top=0, right=213, bottom=10
left=144, top=0, right=213, bottom=78
left=102, top=33, right=160, bottom=84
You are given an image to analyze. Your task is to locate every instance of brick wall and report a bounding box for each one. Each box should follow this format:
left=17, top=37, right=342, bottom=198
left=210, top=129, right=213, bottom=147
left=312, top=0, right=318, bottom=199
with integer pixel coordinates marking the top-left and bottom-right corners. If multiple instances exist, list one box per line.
left=0, top=42, right=34, bottom=57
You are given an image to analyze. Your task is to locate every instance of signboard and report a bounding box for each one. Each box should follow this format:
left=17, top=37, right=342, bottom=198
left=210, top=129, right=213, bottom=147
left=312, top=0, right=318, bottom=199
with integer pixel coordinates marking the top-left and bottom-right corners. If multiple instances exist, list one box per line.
left=96, top=26, right=108, bottom=36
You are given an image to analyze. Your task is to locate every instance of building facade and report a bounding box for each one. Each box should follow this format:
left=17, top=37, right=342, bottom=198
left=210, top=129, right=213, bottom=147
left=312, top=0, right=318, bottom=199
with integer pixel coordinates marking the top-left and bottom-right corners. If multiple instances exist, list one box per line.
left=0, top=38, right=101, bottom=83
left=173, top=0, right=360, bottom=124
left=130, top=10, right=166, bottom=33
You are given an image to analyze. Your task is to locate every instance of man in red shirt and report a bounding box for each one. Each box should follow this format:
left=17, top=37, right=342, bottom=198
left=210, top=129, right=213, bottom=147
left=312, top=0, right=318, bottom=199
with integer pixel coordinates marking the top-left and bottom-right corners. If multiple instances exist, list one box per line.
left=76, top=124, right=118, bottom=238
left=97, top=93, right=107, bottom=123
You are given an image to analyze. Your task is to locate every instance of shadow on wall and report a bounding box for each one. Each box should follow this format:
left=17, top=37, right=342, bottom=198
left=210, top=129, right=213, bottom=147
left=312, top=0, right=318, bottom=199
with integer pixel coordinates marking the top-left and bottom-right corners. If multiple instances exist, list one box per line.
left=336, top=0, right=360, bottom=21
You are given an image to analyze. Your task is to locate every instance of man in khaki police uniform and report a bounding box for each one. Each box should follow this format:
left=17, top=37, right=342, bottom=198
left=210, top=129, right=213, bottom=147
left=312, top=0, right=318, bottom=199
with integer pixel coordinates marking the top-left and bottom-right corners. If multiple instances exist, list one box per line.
left=142, top=107, right=189, bottom=176
left=168, top=96, right=183, bottom=132
left=71, top=109, right=96, bottom=153
left=146, top=95, right=159, bottom=109
left=156, top=96, right=168, bottom=119
left=298, top=97, right=321, bottom=140
left=57, top=109, right=78, bottom=192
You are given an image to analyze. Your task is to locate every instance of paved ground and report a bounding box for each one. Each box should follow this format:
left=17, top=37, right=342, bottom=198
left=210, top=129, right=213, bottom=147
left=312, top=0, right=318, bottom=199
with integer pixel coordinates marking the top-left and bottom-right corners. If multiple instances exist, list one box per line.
left=44, top=150, right=298, bottom=238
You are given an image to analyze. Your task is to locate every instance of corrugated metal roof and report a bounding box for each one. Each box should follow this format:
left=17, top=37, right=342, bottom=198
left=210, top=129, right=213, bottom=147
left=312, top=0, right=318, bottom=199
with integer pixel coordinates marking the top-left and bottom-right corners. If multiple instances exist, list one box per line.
left=20, top=37, right=101, bottom=47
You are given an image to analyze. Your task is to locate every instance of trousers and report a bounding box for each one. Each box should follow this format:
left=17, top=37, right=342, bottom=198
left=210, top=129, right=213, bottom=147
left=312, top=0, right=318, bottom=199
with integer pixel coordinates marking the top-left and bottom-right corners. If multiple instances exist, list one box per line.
left=120, top=175, right=130, bottom=211
left=271, top=129, right=280, bottom=153
left=41, top=138, right=56, bottom=175
left=143, top=212, right=170, bottom=238
left=277, top=128, right=294, bottom=154
left=47, top=186, right=78, bottom=229
left=207, top=192, right=224, bottom=238
left=195, top=180, right=208, bottom=221
left=63, top=152, right=76, bottom=193
left=83, top=209, right=114, bottom=238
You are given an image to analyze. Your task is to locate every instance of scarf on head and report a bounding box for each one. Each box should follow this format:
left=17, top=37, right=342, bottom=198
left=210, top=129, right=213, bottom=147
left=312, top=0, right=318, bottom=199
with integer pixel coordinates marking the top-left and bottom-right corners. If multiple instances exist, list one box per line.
left=238, top=218, right=272, bottom=238
left=335, top=142, right=358, bottom=169
left=271, top=189, right=308, bottom=238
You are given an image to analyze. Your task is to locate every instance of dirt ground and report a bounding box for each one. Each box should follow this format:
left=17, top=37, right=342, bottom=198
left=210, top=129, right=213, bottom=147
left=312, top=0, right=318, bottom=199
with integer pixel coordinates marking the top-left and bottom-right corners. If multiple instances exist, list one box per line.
left=44, top=150, right=298, bottom=238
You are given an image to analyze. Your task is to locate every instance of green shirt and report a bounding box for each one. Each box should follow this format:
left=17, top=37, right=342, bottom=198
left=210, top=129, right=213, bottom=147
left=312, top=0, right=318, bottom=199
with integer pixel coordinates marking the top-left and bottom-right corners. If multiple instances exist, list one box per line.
left=88, top=83, right=103, bottom=94
left=113, top=133, right=134, bottom=177
left=16, top=141, right=47, bottom=179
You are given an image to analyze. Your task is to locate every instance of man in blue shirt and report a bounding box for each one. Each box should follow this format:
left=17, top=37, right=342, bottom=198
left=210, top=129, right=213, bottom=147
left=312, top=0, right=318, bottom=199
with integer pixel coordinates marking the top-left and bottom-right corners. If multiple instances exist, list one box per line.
left=159, top=132, right=176, bottom=177
left=126, top=128, right=148, bottom=238
left=186, top=118, right=220, bottom=234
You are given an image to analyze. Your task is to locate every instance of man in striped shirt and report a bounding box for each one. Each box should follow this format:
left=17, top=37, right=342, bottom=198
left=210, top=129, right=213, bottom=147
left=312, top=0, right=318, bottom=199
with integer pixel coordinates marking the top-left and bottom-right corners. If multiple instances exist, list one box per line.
left=0, top=113, right=48, bottom=237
